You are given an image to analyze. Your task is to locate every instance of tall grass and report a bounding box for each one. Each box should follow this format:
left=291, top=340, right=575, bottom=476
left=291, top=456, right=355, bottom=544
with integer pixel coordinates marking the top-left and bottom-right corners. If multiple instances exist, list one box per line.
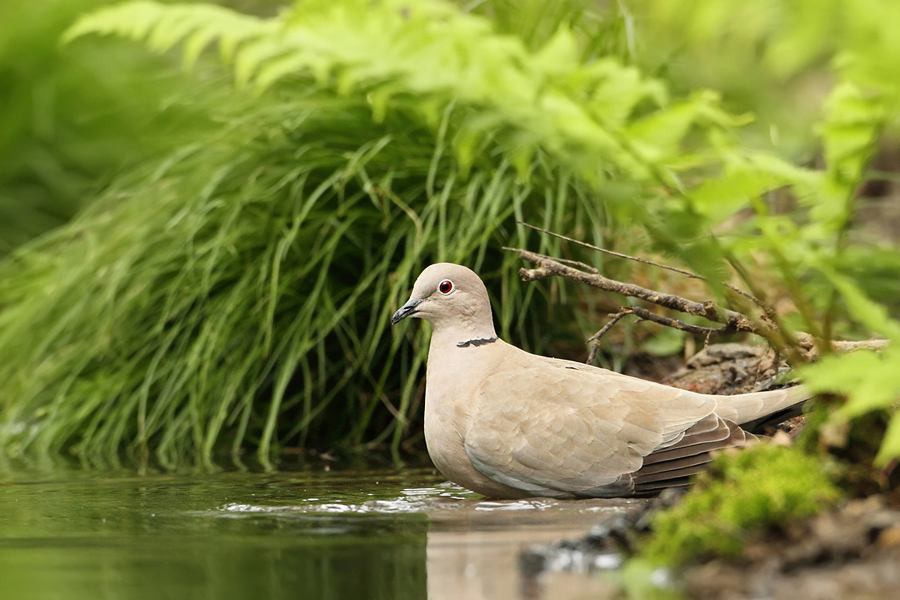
left=0, top=92, right=618, bottom=467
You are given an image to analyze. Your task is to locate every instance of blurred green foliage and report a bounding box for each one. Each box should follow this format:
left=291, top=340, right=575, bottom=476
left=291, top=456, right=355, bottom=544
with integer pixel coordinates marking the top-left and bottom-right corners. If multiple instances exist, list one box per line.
left=638, top=0, right=900, bottom=469
left=636, top=0, right=900, bottom=153
left=0, top=0, right=226, bottom=254
left=0, top=0, right=897, bottom=468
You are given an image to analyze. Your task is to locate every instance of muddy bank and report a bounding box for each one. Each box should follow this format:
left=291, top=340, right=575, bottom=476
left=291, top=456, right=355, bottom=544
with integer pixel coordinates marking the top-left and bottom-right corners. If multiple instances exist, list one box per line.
left=686, top=494, right=900, bottom=600
left=521, top=493, right=900, bottom=600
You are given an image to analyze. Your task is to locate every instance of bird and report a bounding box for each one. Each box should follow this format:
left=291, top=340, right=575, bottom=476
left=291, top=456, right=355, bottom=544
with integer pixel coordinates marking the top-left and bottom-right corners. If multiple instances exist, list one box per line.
left=391, top=263, right=810, bottom=499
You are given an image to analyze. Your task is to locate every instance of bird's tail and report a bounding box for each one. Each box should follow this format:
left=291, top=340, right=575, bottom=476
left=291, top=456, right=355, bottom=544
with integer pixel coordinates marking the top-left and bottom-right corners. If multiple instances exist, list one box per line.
left=713, top=384, right=811, bottom=432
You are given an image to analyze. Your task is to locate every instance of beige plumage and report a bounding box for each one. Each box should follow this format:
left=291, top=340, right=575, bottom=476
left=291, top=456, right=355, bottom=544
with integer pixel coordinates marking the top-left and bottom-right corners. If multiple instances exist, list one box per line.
left=391, top=263, right=809, bottom=498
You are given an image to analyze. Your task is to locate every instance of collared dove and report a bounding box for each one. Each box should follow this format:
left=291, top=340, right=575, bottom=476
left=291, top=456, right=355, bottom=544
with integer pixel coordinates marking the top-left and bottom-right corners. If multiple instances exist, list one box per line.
left=391, top=263, right=810, bottom=499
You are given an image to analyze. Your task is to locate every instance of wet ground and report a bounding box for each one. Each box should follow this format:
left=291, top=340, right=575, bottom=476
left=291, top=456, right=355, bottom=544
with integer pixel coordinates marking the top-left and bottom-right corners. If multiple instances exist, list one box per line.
left=0, top=467, right=645, bottom=600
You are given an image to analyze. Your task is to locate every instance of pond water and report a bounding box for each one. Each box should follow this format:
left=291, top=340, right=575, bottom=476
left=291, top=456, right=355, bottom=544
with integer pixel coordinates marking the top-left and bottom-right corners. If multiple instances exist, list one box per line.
left=0, top=466, right=647, bottom=599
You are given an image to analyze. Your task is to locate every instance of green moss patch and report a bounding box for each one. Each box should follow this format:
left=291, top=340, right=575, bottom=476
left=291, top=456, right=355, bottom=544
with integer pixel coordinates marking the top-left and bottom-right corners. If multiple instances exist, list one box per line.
left=640, top=444, right=842, bottom=567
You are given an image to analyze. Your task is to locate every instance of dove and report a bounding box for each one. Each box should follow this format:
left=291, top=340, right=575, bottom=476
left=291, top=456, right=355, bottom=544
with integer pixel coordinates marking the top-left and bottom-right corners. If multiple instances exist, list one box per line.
left=391, top=263, right=809, bottom=499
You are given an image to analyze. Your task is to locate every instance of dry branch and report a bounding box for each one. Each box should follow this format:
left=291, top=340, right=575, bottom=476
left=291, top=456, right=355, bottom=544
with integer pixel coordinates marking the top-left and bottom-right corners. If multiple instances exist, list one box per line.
left=585, top=311, right=629, bottom=365
left=507, top=248, right=766, bottom=333
left=504, top=247, right=887, bottom=365
left=517, top=221, right=780, bottom=320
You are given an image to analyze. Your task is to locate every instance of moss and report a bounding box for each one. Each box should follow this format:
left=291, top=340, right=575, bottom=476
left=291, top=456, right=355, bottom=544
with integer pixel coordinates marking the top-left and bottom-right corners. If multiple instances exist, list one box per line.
left=640, top=444, right=842, bottom=567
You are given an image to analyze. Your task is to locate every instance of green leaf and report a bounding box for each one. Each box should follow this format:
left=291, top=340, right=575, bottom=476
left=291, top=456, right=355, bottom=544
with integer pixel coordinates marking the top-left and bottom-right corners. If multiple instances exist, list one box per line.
left=815, top=267, right=900, bottom=340
left=820, top=83, right=885, bottom=184
left=690, top=165, right=778, bottom=222
left=801, top=348, right=900, bottom=462
left=875, top=413, right=900, bottom=466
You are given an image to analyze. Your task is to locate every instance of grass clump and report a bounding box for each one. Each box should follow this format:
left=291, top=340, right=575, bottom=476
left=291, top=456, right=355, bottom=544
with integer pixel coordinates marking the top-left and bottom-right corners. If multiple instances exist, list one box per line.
left=640, top=444, right=842, bottom=567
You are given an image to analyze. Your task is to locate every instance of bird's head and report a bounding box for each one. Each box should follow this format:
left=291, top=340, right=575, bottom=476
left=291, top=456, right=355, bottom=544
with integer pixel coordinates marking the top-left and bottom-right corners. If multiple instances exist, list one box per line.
left=391, top=263, right=497, bottom=340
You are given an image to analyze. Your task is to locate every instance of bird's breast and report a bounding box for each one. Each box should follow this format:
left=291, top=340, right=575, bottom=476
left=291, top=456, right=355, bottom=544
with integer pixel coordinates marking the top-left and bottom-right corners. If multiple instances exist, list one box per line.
left=421, top=341, right=527, bottom=497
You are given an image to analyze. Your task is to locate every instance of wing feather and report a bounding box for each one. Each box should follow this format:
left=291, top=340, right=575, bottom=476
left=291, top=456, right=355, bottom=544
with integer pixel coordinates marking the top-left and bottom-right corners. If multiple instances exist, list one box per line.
left=464, top=365, right=718, bottom=497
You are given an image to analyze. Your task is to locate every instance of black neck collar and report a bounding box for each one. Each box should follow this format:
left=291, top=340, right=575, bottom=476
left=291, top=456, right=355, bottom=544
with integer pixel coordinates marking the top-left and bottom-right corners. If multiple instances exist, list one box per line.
left=456, top=337, right=497, bottom=348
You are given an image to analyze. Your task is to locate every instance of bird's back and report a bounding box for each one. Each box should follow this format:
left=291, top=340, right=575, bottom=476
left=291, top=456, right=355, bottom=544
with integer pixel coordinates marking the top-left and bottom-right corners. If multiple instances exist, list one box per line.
left=461, top=344, right=807, bottom=497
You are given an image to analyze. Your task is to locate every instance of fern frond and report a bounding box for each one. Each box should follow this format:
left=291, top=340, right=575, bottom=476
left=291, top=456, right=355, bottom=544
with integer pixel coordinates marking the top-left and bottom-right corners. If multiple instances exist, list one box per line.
left=64, top=1, right=277, bottom=67
left=65, top=0, right=732, bottom=184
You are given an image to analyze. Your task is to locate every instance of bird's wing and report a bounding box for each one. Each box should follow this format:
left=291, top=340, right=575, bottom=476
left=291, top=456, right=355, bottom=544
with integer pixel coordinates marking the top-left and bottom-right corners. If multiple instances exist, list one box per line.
left=464, top=365, right=718, bottom=497
left=631, top=414, right=754, bottom=494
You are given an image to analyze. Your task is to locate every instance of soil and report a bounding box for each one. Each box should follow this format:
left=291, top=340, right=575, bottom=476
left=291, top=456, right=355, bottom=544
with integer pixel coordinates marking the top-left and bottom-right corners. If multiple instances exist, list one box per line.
left=684, top=494, right=900, bottom=600
left=521, top=486, right=900, bottom=600
left=662, top=342, right=786, bottom=396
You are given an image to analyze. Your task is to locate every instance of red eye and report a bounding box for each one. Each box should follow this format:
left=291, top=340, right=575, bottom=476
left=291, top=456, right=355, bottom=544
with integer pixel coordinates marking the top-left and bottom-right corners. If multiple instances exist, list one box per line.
left=438, top=280, right=453, bottom=294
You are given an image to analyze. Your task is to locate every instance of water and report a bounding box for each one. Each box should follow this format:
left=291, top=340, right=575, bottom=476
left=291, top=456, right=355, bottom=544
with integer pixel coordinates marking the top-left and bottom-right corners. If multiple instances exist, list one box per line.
left=0, top=467, right=645, bottom=599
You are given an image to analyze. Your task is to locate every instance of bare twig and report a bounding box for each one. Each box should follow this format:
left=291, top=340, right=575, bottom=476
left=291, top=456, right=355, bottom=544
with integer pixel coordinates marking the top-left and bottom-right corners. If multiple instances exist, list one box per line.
left=552, top=257, right=599, bottom=274
left=507, top=247, right=765, bottom=335
left=833, top=339, right=890, bottom=352
left=630, top=306, right=737, bottom=338
left=506, top=247, right=888, bottom=363
left=585, top=307, right=735, bottom=365
left=586, top=310, right=630, bottom=364
left=519, top=220, right=780, bottom=322
left=518, top=221, right=699, bottom=278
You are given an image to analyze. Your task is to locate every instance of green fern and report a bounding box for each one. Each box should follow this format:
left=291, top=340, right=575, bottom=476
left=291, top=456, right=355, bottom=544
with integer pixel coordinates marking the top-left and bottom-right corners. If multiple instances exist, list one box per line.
left=64, top=0, right=736, bottom=183
left=63, top=2, right=274, bottom=65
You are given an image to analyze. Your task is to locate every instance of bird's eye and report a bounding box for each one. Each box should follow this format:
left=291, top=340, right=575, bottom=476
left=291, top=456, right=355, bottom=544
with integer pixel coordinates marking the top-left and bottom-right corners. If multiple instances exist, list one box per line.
left=438, top=280, right=453, bottom=294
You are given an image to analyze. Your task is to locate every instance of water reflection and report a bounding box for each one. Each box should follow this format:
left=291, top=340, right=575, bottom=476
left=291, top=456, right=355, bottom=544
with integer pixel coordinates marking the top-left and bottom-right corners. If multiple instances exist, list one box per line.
left=222, top=480, right=643, bottom=599
left=0, top=469, right=643, bottom=600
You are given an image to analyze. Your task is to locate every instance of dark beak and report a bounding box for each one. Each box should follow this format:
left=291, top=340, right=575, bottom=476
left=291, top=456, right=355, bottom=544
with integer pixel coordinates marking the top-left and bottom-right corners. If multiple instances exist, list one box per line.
left=391, top=298, right=423, bottom=325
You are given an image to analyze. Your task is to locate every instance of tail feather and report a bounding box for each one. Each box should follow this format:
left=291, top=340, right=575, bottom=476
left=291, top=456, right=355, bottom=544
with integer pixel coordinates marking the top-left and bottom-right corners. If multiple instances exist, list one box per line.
left=712, top=384, right=810, bottom=427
